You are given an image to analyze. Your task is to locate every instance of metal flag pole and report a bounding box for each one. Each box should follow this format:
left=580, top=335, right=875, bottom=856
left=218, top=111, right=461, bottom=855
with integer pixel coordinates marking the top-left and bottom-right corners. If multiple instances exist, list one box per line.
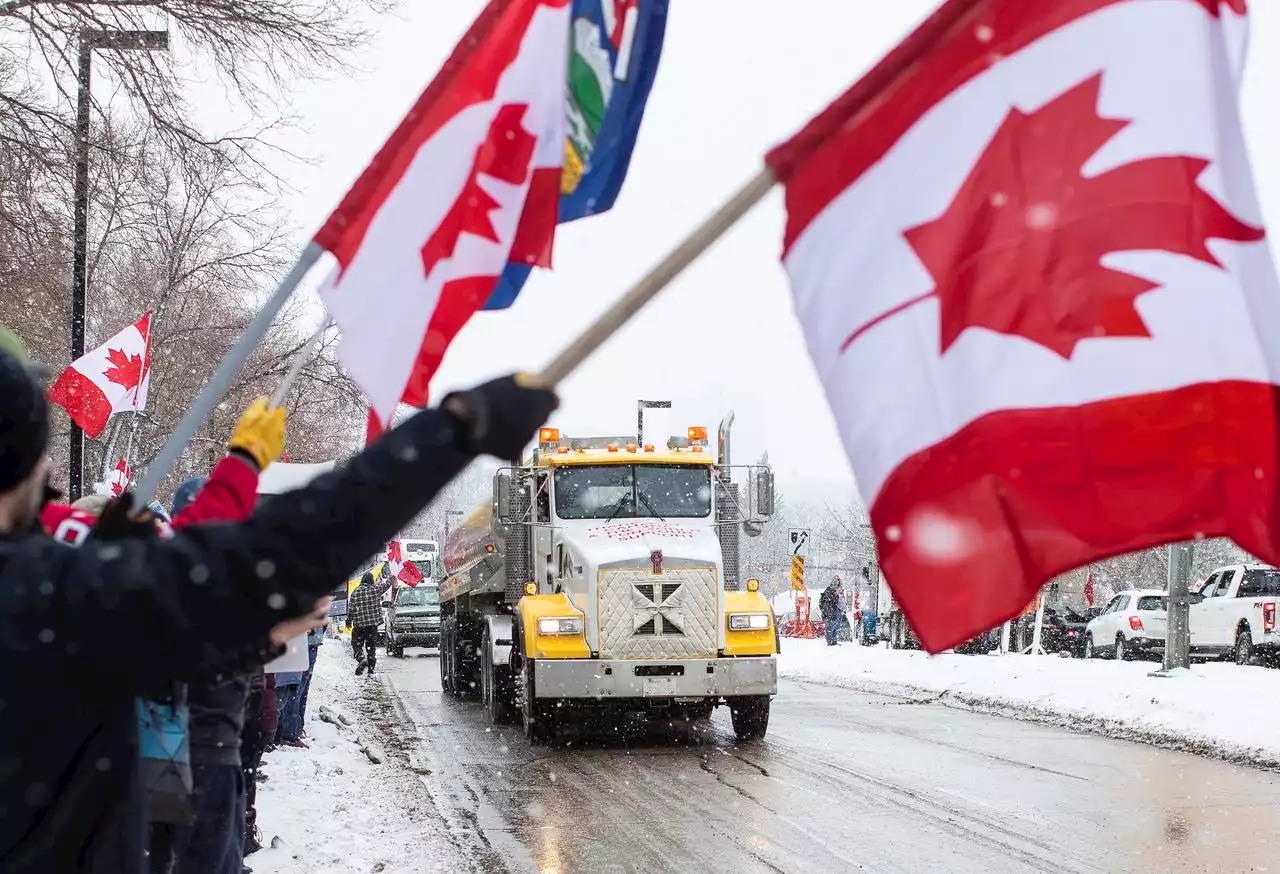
left=535, top=168, right=776, bottom=386
left=270, top=319, right=332, bottom=408
left=132, top=243, right=324, bottom=506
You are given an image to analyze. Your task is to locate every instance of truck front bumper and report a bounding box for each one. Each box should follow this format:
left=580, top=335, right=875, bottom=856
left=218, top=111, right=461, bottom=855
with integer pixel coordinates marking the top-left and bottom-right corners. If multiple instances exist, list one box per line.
left=533, top=657, right=777, bottom=699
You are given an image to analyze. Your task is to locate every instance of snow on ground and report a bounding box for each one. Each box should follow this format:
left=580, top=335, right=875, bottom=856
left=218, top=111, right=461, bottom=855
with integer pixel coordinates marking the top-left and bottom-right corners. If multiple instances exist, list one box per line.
left=779, top=637, right=1280, bottom=767
left=247, top=645, right=464, bottom=874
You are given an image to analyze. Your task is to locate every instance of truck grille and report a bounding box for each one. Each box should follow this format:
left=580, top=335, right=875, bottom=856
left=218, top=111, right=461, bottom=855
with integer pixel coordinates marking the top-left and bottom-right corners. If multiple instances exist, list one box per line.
left=597, top=566, right=718, bottom=659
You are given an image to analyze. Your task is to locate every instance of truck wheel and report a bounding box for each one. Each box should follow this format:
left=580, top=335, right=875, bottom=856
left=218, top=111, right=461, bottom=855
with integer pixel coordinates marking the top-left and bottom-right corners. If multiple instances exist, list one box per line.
left=482, top=626, right=516, bottom=725
left=729, top=696, right=770, bottom=740
left=1235, top=627, right=1254, bottom=666
left=521, top=664, right=557, bottom=744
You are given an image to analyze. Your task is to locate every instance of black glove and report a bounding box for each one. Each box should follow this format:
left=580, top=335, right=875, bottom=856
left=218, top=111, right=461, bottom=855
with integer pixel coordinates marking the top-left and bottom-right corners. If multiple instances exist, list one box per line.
left=442, top=374, right=559, bottom=461
left=92, top=492, right=160, bottom=541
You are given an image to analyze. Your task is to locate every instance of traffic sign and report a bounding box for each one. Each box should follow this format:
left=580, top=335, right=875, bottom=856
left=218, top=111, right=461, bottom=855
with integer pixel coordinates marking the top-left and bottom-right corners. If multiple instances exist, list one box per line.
left=789, top=528, right=811, bottom=558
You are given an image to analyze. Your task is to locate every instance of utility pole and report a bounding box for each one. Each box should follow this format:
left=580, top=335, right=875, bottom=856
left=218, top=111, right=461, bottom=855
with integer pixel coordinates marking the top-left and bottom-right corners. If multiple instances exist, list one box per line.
left=69, top=28, right=169, bottom=499
left=1156, top=541, right=1196, bottom=674
left=637, top=399, right=671, bottom=446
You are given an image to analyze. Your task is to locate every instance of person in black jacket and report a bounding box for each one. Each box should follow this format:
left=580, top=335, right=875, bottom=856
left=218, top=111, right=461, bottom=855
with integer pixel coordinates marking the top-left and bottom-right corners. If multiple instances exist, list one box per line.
left=0, top=346, right=557, bottom=874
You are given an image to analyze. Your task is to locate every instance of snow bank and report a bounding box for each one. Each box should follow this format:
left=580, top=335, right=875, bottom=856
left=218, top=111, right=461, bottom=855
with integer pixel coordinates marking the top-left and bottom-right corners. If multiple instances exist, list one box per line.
left=779, top=638, right=1280, bottom=766
left=248, top=647, right=463, bottom=873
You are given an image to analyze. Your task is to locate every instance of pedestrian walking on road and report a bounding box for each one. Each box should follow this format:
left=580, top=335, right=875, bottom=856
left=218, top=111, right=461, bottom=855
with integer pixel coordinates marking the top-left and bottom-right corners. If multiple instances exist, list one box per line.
left=273, top=669, right=307, bottom=748
left=348, top=567, right=392, bottom=676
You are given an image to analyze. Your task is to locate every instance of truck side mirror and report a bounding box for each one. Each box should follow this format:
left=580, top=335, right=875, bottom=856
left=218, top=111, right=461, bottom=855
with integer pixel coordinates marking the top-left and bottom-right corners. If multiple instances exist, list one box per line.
left=494, top=471, right=513, bottom=522
left=755, top=469, right=775, bottom=517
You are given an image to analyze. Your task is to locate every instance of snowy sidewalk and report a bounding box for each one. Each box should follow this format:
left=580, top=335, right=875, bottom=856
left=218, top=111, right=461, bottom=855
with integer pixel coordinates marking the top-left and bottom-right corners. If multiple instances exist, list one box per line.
left=247, top=646, right=466, bottom=874
left=779, top=638, right=1280, bottom=767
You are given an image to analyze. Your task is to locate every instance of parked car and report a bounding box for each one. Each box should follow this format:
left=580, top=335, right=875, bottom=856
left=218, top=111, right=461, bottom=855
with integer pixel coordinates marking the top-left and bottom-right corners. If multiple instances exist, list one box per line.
left=384, top=583, right=442, bottom=657
left=1189, top=565, right=1280, bottom=665
left=1084, top=589, right=1168, bottom=660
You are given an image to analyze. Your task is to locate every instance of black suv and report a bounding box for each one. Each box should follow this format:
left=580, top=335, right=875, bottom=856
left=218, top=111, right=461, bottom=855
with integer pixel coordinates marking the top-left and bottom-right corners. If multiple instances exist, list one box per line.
left=384, top=584, right=442, bottom=657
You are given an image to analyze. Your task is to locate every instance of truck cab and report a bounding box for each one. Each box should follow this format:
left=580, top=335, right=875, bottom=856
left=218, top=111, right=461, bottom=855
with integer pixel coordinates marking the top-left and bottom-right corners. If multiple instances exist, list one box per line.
left=439, top=418, right=778, bottom=742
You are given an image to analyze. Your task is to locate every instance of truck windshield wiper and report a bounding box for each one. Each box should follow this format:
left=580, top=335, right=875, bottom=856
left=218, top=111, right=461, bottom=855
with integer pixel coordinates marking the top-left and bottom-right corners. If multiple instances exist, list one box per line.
left=603, top=491, right=634, bottom=525
left=636, top=490, right=666, bottom=522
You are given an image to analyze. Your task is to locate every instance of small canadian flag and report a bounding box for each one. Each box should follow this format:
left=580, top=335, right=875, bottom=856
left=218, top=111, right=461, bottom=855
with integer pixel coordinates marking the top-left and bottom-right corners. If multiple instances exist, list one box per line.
left=386, top=540, right=425, bottom=588
left=107, top=457, right=131, bottom=498
left=49, top=312, right=152, bottom=438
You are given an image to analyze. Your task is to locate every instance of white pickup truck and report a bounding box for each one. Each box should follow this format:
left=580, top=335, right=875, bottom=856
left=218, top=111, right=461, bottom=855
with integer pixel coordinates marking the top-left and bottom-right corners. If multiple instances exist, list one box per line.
left=1190, top=564, right=1280, bottom=664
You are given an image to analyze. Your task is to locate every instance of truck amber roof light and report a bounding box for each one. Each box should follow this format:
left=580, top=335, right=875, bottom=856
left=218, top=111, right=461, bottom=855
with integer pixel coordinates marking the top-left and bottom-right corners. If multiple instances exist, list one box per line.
left=643, top=444, right=655, bottom=452
left=688, top=426, right=709, bottom=446
left=625, top=443, right=638, bottom=453
left=691, top=445, right=703, bottom=453
left=557, top=446, right=570, bottom=454
left=539, top=427, right=560, bottom=444
left=607, top=443, right=619, bottom=452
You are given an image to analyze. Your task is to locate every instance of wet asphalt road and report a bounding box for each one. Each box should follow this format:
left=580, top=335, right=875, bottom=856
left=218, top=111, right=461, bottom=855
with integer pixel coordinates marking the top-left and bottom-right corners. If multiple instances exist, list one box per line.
left=378, top=650, right=1280, bottom=874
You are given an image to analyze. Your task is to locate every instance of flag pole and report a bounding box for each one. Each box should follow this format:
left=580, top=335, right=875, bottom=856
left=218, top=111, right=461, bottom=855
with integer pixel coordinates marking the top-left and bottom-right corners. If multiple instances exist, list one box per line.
left=270, top=319, right=332, bottom=408
left=535, top=168, right=776, bottom=386
left=132, top=243, right=324, bottom=506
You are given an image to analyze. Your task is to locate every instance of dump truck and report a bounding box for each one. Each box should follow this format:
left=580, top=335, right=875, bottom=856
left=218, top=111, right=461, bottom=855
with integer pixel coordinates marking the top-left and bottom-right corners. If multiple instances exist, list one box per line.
left=438, top=411, right=778, bottom=742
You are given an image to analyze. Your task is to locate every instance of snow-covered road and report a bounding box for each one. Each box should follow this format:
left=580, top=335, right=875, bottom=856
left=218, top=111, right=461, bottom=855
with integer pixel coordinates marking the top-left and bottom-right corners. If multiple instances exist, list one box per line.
left=249, top=641, right=1280, bottom=873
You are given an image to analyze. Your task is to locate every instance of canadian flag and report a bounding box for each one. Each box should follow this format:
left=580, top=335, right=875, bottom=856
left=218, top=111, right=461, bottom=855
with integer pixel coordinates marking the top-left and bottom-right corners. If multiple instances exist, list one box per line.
left=48, top=312, right=152, bottom=438
left=316, top=0, right=570, bottom=439
left=768, top=0, right=1272, bottom=652
left=107, top=457, right=131, bottom=498
left=386, top=540, right=425, bottom=588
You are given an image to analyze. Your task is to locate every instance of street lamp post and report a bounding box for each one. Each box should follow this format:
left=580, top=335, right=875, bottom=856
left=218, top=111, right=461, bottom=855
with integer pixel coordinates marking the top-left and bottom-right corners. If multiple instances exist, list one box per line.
left=69, top=28, right=170, bottom=500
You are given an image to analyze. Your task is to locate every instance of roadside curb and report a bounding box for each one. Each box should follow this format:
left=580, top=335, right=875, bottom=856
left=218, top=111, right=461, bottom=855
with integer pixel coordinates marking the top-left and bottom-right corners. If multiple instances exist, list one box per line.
left=781, top=672, right=1280, bottom=772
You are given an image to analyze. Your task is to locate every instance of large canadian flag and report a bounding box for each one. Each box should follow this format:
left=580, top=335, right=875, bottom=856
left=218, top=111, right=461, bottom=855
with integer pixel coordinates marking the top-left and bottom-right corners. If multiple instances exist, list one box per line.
left=767, top=0, right=1273, bottom=652
left=48, top=312, right=152, bottom=438
left=316, top=0, right=570, bottom=436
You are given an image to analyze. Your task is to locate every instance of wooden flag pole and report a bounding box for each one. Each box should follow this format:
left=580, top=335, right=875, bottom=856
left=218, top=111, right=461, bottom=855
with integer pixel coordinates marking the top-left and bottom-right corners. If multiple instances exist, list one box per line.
left=535, top=167, right=777, bottom=386
left=132, top=243, right=324, bottom=506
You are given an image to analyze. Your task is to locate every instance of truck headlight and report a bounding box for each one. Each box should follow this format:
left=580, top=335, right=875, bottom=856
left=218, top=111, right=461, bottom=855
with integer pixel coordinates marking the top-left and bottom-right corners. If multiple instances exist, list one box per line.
left=537, top=616, right=582, bottom=636
left=728, top=613, right=771, bottom=631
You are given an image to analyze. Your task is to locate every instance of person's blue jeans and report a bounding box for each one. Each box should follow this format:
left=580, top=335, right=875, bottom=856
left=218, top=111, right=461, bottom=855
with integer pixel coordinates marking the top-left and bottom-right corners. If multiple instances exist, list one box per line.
left=275, top=682, right=302, bottom=744
left=297, top=645, right=320, bottom=729
left=169, top=764, right=245, bottom=874
left=824, top=617, right=839, bottom=646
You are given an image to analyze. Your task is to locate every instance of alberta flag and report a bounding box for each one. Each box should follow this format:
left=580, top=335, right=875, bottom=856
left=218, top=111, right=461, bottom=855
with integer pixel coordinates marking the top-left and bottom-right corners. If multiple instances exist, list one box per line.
left=483, top=0, right=669, bottom=310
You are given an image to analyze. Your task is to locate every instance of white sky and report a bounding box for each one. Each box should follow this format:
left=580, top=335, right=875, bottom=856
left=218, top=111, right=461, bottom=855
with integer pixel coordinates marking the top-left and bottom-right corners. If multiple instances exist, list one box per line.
left=185, top=1, right=1280, bottom=503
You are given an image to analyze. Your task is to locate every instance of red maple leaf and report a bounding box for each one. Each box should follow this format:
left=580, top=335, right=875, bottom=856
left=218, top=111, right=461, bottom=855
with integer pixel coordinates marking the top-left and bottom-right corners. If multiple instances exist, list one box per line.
left=421, top=103, right=536, bottom=278
left=842, top=74, right=1264, bottom=359
left=103, top=346, right=144, bottom=391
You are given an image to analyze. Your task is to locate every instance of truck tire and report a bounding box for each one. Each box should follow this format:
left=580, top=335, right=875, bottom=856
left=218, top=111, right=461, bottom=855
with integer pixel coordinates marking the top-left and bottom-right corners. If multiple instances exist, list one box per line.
left=729, top=696, right=770, bottom=741
left=519, top=663, right=557, bottom=744
left=1235, top=626, right=1255, bottom=666
left=482, top=625, right=516, bottom=725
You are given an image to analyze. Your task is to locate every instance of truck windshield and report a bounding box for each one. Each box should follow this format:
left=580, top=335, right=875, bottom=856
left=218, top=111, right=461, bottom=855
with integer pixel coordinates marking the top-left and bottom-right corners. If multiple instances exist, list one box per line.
left=554, top=464, right=712, bottom=520
left=396, top=587, right=439, bottom=606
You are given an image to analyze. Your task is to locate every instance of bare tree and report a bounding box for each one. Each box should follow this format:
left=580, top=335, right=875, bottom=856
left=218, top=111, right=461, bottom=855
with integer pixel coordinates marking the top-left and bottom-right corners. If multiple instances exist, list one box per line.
left=0, top=0, right=394, bottom=189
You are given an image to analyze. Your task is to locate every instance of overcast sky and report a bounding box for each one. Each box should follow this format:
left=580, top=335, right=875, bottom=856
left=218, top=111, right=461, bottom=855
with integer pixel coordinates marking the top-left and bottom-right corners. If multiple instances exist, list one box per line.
left=191, top=1, right=1280, bottom=504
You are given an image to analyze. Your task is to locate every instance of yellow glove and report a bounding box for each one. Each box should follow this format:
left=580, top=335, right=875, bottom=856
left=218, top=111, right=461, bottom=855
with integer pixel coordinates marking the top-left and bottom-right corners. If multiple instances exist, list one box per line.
left=228, top=397, right=287, bottom=471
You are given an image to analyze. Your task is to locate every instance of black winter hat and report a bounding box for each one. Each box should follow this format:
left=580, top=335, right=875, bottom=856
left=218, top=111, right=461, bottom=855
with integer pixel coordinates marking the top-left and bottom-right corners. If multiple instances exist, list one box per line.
left=0, top=347, right=50, bottom=492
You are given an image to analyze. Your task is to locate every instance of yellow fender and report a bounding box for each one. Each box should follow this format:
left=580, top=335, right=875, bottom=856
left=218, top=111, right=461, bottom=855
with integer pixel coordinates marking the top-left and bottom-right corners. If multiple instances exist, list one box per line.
left=723, top=589, right=778, bottom=656
left=516, top=593, right=590, bottom=660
